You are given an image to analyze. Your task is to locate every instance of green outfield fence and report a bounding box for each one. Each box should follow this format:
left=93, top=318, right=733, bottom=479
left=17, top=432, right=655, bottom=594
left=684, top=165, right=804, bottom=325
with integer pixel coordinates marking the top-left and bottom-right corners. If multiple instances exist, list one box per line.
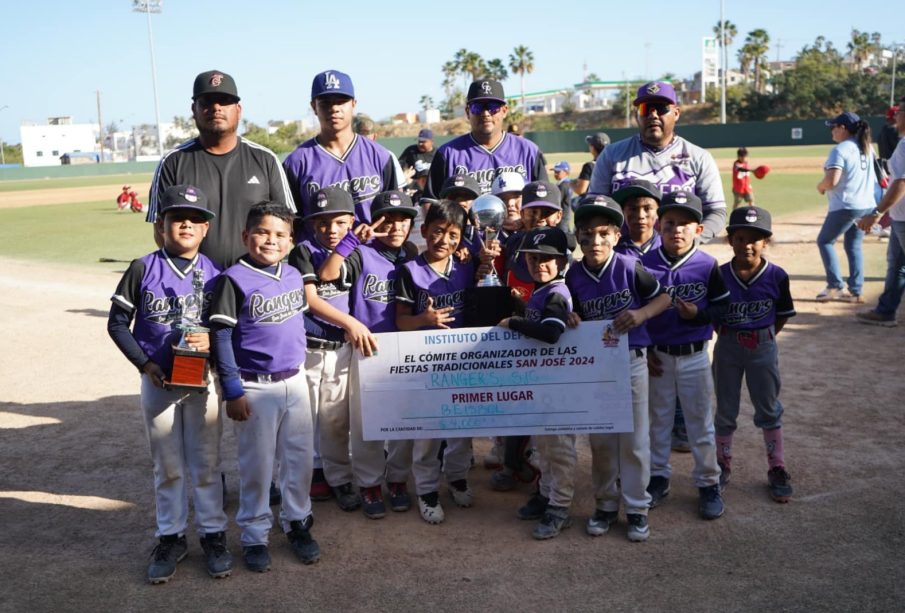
left=0, top=116, right=886, bottom=181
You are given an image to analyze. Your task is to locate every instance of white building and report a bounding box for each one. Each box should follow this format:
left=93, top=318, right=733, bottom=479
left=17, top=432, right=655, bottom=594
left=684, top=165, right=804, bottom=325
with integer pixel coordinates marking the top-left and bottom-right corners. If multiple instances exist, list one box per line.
left=20, top=117, right=99, bottom=167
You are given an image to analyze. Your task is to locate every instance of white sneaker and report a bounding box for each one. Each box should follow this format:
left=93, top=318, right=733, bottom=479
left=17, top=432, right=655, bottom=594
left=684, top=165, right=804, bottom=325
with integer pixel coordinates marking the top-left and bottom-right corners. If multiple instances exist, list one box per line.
left=418, top=492, right=445, bottom=524
left=816, top=287, right=841, bottom=302
left=482, top=438, right=503, bottom=469
left=448, top=479, right=474, bottom=508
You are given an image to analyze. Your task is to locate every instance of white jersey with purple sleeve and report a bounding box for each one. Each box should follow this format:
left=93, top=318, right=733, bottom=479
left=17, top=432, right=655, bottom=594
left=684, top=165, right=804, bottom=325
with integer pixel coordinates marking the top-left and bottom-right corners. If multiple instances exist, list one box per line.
left=345, top=243, right=408, bottom=333
left=282, top=135, right=401, bottom=223
left=112, top=250, right=221, bottom=372
left=523, top=279, right=572, bottom=327
left=288, top=239, right=349, bottom=344
left=719, top=259, right=796, bottom=330
left=425, top=133, right=548, bottom=197
left=395, top=255, right=475, bottom=329
left=565, top=253, right=662, bottom=349
left=641, top=245, right=730, bottom=346
left=209, top=258, right=308, bottom=373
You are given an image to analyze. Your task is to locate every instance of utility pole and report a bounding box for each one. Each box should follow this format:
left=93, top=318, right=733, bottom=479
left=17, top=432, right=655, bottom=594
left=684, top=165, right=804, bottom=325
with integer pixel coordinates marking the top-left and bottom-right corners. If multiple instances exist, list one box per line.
left=132, top=0, right=164, bottom=158
left=719, top=0, right=727, bottom=124
left=96, top=90, right=105, bottom=164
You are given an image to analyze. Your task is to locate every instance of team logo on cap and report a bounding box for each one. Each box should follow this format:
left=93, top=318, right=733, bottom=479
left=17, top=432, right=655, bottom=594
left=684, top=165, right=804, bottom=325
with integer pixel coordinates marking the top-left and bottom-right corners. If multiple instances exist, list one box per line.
left=532, top=233, right=546, bottom=246
left=593, top=195, right=607, bottom=205
left=210, top=74, right=223, bottom=87
left=536, top=184, right=548, bottom=198
left=388, top=193, right=401, bottom=207
left=673, top=193, right=688, bottom=204
left=184, top=187, right=198, bottom=203
left=646, top=83, right=660, bottom=94
left=745, top=209, right=758, bottom=223
left=324, top=72, right=340, bottom=90
left=497, top=177, right=508, bottom=189
left=316, top=192, right=328, bottom=208
left=454, top=176, right=465, bottom=187
left=482, top=81, right=492, bottom=95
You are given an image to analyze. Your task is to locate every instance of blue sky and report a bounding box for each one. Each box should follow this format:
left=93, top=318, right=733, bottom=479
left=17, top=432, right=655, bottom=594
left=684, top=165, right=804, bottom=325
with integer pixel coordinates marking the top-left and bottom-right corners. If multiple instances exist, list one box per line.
left=0, top=0, right=899, bottom=144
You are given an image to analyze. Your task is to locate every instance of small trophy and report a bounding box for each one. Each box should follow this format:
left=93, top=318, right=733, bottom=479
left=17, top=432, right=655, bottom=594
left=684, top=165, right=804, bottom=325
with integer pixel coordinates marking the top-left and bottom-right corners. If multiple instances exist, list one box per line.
left=465, top=194, right=513, bottom=327
left=166, top=269, right=210, bottom=391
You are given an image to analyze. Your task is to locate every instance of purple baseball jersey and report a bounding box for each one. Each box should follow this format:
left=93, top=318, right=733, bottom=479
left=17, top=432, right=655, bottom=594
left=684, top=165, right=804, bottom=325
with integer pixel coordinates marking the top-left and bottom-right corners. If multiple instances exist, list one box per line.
left=566, top=253, right=662, bottom=349
left=288, top=238, right=349, bottom=343
left=395, top=254, right=475, bottom=329
left=209, top=259, right=308, bottom=373
left=524, top=279, right=572, bottom=327
left=615, top=231, right=662, bottom=258
left=641, top=245, right=730, bottom=345
left=282, top=135, right=399, bottom=222
left=345, top=242, right=408, bottom=333
left=719, top=259, right=796, bottom=330
left=426, top=133, right=547, bottom=197
left=112, top=250, right=221, bottom=372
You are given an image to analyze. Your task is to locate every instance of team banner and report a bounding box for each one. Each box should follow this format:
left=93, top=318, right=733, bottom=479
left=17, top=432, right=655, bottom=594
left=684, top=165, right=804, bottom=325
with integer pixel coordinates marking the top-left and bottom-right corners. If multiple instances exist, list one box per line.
left=357, top=321, right=633, bottom=440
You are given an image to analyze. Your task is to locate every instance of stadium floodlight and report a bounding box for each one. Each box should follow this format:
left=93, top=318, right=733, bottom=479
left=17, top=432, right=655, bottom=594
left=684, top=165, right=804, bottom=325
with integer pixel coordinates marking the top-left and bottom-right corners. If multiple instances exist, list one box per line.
left=132, top=0, right=164, bottom=158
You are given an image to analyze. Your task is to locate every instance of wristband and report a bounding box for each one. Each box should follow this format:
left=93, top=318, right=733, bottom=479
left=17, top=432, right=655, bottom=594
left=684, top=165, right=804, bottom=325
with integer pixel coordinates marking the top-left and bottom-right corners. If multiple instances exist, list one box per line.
left=334, top=232, right=361, bottom=258
left=220, top=377, right=245, bottom=401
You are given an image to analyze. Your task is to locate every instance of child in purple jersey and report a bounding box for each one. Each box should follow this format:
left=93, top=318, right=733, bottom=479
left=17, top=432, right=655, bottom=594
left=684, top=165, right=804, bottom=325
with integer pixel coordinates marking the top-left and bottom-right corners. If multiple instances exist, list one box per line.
left=612, top=179, right=663, bottom=258
left=495, top=226, right=575, bottom=539
left=439, top=174, right=482, bottom=260
left=209, top=203, right=320, bottom=572
left=713, top=206, right=796, bottom=503
left=640, top=191, right=731, bottom=521
left=107, top=185, right=231, bottom=584
left=567, top=194, right=671, bottom=542
left=318, top=189, right=419, bottom=516
left=396, top=201, right=477, bottom=524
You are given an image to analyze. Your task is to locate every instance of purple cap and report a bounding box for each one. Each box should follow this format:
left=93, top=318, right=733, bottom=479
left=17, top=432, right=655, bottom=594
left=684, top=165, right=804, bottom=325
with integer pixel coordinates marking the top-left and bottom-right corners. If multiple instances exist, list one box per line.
left=418, top=128, right=433, bottom=141
left=311, top=69, right=355, bottom=100
left=633, top=81, right=678, bottom=106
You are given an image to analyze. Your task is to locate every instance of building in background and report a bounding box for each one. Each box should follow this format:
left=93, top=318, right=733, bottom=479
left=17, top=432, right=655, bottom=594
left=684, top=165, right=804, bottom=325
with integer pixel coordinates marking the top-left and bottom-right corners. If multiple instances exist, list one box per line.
left=20, top=117, right=98, bottom=167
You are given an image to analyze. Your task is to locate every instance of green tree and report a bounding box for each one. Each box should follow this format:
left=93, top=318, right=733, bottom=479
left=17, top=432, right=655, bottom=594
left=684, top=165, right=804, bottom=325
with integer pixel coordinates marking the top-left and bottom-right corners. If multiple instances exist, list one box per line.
left=508, top=45, right=535, bottom=110
left=460, top=51, right=487, bottom=82
left=743, top=29, right=771, bottom=93
left=485, top=58, right=509, bottom=81
left=419, top=95, right=435, bottom=111
left=442, top=61, right=458, bottom=99
left=847, top=29, right=880, bottom=71
left=713, top=20, right=737, bottom=49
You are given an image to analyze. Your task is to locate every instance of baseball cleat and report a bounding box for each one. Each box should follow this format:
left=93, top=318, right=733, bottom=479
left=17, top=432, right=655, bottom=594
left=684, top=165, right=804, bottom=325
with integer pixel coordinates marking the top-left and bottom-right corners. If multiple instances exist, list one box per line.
left=418, top=491, right=445, bottom=524
left=199, top=531, right=233, bottom=579
left=448, top=479, right=474, bottom=508
left=147, top=534, right=188, bottom=584
left=532, top=506, right=572, bottom=540
left=287, top=517, right=320, bottom=564
left=242, top=545, right=272, bottom=573
left=586, top=509, right=618, bottom=537
left=626, top=514, right=650, bottom=542
left=647, top=476, right=670, bottom=508
left=767, top=467, right=793, bottom=503
left=699, top=484, right=725, bottom=520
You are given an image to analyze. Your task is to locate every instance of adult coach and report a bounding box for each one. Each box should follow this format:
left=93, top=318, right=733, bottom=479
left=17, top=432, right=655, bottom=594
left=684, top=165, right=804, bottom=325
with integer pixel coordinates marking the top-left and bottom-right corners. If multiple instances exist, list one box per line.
left=147, top=70, right=295, bottom=268
left=425, top=79, right=548, bottom=197
left=573, top=132, right=609, bottom=197
left=589, top=81, right=726, bottom=242
left=282, top=69, right=401, bottom=224
left=398, top=129, right=436, bottom=173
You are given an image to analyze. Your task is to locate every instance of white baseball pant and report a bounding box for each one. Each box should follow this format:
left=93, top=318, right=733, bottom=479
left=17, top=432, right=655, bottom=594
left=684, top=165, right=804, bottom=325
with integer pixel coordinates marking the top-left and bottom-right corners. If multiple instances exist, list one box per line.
left=305, top=344, right=352, bottom=487
left=534, top=434, right=577, bottom=508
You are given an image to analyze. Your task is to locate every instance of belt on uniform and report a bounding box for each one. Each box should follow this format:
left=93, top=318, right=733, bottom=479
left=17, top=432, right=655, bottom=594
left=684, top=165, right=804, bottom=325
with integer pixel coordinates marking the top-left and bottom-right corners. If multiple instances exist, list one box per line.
left=239, top=368, right=299, bottom=384
left=307, top=338, right=345, bottom=351
left=654, top=341, right=705, bottom=356
left=717, top=325, right=774, bottom=342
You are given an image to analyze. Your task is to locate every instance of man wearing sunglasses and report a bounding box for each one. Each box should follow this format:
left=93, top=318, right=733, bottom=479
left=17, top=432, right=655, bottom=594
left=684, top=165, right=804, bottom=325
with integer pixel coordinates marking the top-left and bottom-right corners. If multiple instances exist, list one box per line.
left=425, top=79, right=548, bottom=198
left=588, top=81, right=726, bottom=243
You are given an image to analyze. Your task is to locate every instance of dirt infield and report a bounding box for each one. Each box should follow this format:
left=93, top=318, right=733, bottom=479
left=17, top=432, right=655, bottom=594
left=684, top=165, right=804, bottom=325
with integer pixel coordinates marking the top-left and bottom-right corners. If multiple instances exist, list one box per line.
left=1, top=210, right=903, bottom=612
left=0, top=182, right=151, bottom=209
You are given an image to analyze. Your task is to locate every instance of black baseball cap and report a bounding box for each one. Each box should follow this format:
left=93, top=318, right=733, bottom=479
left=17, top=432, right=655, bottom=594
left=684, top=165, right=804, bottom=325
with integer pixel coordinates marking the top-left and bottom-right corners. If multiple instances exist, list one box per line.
left=612, top=179, right=662, bottom=205
left=370, top=190, right=418, bottom=220
left=657, top=190, right=703, bottom=223
left=413, top=160, right=431, bottom=178
left=585, top=132, right=610, bottom=150
left=521, top=181, right=562, bottom=210
left=467, top=80, right=506, bottom=103
left=727, top=206, right=772, bottom=237
left=518, top=226, right=570, bottom=257
left=192, top=70, right=240, bottom=102
left=574, top=193, right=624, bottom=228
left=440, top=174, right=481, bottom=200
left=159, top=184, right=215, bottom=220
left=303, top=186, right=355, bottom=220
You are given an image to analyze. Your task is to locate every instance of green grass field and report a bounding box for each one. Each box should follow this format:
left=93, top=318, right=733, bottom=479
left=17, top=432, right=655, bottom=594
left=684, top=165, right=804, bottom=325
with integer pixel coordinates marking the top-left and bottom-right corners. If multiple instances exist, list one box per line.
left=0, top=173, right=153, bottom=192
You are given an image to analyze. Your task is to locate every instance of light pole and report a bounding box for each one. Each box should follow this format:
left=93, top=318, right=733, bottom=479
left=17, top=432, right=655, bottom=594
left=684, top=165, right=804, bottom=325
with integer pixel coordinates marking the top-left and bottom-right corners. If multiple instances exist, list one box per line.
left=890, top=43, right=902, bottom=107
left=719, top=0, right=727, bottom=124
left=0, top=105, right=8, bottom=165
left=132, top=0, right=164, bottom=158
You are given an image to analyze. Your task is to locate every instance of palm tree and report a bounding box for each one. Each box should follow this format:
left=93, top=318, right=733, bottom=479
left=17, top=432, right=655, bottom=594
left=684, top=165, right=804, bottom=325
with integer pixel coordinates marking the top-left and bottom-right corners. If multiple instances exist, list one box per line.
left=847, top=29, right=879, bottom=70
left=485, top=58, right=509, bottom=82
left=737, top=47, right=752, bottom=82
left=461, top=52, right=487, bottom=82
left=453, top=48, right=470, bottom=90
left=714, top=20, right=737, bottom=83
left=508, top=45, right=535, bottom=110
left=442, top=61, right=458, bottom=99
left=418, top=95, right=434, bottom=111
left=744, top=29, right=771, bottom=93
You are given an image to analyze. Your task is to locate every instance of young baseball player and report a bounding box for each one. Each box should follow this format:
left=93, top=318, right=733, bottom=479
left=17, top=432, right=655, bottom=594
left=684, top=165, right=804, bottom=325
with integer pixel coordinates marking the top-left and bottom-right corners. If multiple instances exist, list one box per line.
left=497, top=226, right=575, bottom=539
left=713, top=206, right=796, bottom=502
left=567, top=194, right=671, bottom=541
left=641, top=191, right=731, bottom=520
left=317, top=189, right=419, bottom=516
left=612, top=179, right=663, bottom=258
left=732, top=147, right=755, bottom=208
left=209, top=202, right=319, bottom=572
left=395, top=201, right=476, bottom=523
left=439, top=174, right=482, bottom=259
left=107, top=184, right=231, bottom=583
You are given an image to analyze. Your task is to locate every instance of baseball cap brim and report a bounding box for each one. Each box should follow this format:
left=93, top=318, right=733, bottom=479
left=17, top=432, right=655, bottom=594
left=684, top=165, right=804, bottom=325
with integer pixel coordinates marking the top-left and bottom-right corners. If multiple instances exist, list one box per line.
left=440, top=187, right=479, bottom=200
left=612, top=185, right=661, bottom=205
left=726, top=222, right=772, bottom=237
left=522, top=200, right=562, bottom=210
left=162, top=204, right=215, bottom=221
left=657, top=203, right=702, bottom=223
left=574, top=204, right=623, bottom=227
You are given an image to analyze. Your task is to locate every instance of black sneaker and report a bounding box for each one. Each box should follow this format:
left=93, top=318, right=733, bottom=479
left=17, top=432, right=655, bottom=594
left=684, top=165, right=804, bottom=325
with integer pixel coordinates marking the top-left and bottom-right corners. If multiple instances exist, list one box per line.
left=517, top=492, right=549, bottom=521
left=585, top=509, right=618, bottom=536
left=647, top=476, right=670, bottom=508
left=532, top=505, right=572, bottom=539
left=767, top=466, right=793, bottom=503
left=333, top=482, right=362, bottom=512
left=699, top=484, right=725, bottom=520
left=361, top=486, right=386, bottom=519
left=147, top=534, right=188, bottom=584
left=287, top=516, right=320, bottom=564
left=626, top=514, right=650, bottom=542
left=387, top=482, right=411, bottom=512
left=242, top=544, right=271, bottom=572
left=199, top=531, right=233, bottom=579
left=269, top=481, right=282, bottom=507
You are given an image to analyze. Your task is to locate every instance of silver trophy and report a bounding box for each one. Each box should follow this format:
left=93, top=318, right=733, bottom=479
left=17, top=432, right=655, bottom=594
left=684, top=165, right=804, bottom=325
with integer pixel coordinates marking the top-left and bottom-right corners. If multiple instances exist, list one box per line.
left=472, top=194, right=506, bottom=287
left=168, top=268, right=210, bottom=390
left=176, top=269, right=208, bottom=348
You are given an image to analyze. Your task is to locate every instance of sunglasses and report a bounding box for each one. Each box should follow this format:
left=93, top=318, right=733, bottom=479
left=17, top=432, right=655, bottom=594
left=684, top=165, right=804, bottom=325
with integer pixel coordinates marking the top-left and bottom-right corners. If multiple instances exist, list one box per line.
left=468, top=101, right=504, bottom=115
left=637, top=102, right=673, bottom=117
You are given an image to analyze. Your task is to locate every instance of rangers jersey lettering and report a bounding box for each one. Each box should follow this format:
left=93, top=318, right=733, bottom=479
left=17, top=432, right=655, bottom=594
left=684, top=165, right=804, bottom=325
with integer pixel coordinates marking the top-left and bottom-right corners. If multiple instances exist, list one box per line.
left=396, top=254, right=475, bottom=329
left=719, top=259, right=795, bottom=329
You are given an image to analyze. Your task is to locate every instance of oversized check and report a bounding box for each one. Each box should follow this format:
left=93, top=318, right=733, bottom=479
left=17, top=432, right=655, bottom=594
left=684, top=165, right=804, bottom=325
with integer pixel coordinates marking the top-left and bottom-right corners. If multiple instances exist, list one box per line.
left=356, top=320, right=632, bottom=440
